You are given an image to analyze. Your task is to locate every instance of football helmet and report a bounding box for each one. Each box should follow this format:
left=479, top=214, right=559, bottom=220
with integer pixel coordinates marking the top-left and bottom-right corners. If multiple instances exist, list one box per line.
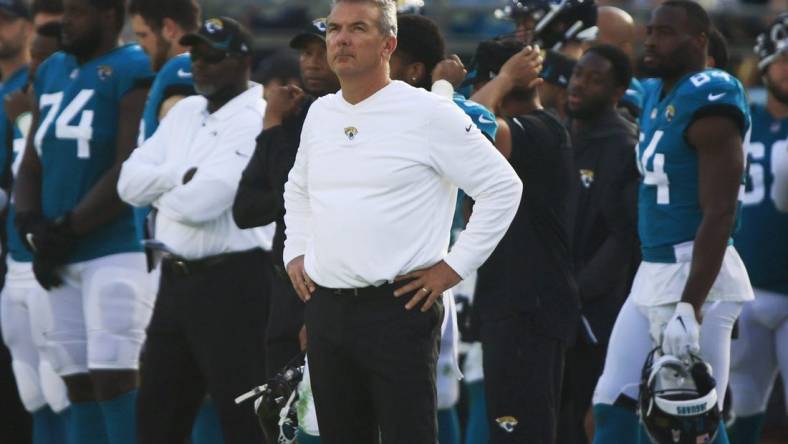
left=235, top=354, right=305, bottom=444
left=495, top=0, right=598, bottom=49
left=755, top=13, right=788, bottom=71
left=639, top=349, right=721, bottom=444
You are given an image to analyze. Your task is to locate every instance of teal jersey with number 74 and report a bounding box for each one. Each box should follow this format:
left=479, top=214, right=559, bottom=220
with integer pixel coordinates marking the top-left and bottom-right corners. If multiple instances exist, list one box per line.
left=33, top=44, right=153, bottom=263
left=637, top=68, right=751, bottom=263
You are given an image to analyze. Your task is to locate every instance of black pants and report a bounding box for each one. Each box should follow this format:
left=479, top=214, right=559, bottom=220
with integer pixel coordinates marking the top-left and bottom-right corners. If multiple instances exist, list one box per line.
left=137, top=249, right=271, bottom=444
left=557, top=340, right=606, bottom=444
left=264, top=271, right=304, bottom=377
left=480, top=314, right=566, bottom=444
left=305, top=284, right=443, bottom=444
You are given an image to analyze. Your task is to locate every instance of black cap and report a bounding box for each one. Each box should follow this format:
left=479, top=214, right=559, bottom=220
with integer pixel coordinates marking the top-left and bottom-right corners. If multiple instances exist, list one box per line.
left=0, top=0, right=30, bottom=19
left=539, top=50, right=575, bottom=89
left=180, top=17, right=253, bottom=55
left=289, top=18, right=327, bottom=50
left=252, top=51, right=301, bottom=85
left=470, top=38, right=525, bottom=84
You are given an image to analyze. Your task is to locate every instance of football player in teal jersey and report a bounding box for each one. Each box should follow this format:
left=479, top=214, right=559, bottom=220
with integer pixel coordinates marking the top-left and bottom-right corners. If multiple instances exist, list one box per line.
left=728, top=13, right=788, bottom=444
left=14, top=0, right=154, bottom=443
left=128, top=0, right=198, bottom=242
left=129, top=0, right=198, bottom=141
left=591, top=2, right=754, bottom=443
left=0, top=3, right=72, bottom=443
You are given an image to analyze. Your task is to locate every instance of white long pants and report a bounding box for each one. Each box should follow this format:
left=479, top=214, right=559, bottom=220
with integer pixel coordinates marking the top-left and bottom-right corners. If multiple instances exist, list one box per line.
left=729, top=289, right=788, bottom=416
left=593, top=297, right=742, bottom=409
left=0, top=260, right=69, bottom=412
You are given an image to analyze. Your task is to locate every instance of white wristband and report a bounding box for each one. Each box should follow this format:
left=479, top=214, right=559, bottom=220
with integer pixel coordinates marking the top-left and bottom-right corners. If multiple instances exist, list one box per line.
left=431, top=79, right=454, bottom=99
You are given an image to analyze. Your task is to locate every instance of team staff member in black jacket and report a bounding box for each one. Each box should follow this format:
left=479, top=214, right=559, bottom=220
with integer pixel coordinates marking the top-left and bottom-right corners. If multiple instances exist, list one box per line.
left=470, top=39, right=580, bottom=444
left=232, top=18, right=340, bottom=377
left=556, top=44, right=640, bottom=444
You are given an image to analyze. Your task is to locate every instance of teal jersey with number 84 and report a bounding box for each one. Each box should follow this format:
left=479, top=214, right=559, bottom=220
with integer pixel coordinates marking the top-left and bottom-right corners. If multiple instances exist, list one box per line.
left=637, top=69, right=751, bottom=263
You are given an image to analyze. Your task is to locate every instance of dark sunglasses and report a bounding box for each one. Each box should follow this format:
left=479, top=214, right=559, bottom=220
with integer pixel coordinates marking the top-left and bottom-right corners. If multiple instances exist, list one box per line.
left=190, top=48, right=231, bottom=65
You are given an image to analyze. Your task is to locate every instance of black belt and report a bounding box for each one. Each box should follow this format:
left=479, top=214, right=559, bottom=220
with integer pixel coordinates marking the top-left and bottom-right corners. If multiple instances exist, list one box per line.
left=162, top=249, right=263, bottom=277
left=318, top=281, right=403, bottom=298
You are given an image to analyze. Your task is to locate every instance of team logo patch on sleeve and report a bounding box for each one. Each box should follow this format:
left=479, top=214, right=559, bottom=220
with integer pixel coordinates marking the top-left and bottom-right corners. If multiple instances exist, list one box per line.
left=495, top=416, right=518, bottom=432
left=344, top=127, right=358, bottom=141
left=97, top=65, right=113, bottom=81
left=665, top=104, right=676, bottom=122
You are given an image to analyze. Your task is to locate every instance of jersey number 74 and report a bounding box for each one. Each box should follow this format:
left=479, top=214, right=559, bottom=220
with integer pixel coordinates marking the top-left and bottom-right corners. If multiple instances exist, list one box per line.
left=34, top=89, right=95, bottom=159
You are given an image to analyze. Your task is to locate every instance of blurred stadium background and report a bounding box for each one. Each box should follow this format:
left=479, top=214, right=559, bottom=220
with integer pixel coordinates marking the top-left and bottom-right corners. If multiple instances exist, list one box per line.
left=196, top=0, right=787, bottom=99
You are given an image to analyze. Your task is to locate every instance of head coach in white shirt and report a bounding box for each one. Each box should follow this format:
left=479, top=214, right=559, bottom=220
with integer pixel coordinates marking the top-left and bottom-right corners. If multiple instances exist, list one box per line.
left=116, top=17, right=270, bottom=443
left=282, top=1, right=523, bottom=442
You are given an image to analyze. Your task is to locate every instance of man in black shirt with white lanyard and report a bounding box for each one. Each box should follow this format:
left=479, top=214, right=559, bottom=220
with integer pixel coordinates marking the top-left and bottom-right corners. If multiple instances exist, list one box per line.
left=470, top=39, right=580, bottom=444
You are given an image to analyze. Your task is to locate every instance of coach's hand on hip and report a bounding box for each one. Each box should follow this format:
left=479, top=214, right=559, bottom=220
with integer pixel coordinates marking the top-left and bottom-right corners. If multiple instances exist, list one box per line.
left=287, top=255, right=316, bottom=302
left=394, top=261, right=461, bottom=312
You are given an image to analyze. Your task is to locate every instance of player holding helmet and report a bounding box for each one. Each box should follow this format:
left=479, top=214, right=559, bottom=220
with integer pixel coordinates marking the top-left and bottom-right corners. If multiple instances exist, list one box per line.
left=591, top=2, right=753, bottom=443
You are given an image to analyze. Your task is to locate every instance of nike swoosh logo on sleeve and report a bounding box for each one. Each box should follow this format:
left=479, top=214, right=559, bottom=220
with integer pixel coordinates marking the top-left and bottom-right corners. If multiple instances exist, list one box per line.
left=477, top=115, right=495, bottom=125
left=177, top=69, right=192, bottom=78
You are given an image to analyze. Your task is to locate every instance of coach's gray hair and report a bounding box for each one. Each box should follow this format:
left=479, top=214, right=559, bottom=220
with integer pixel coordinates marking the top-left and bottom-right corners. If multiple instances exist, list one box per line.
left=332, top=0, right=398, bottom=37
